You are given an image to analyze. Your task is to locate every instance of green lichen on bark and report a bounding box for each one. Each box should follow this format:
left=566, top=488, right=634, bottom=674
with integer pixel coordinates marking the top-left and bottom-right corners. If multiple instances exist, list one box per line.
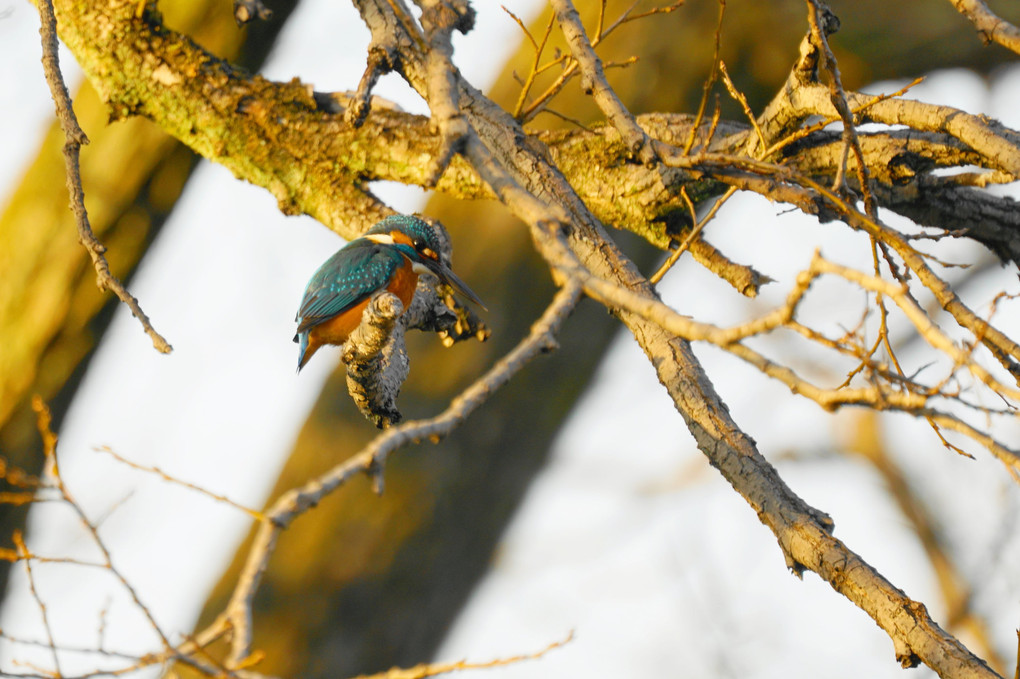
left=50, top=0, right=714, bottom=244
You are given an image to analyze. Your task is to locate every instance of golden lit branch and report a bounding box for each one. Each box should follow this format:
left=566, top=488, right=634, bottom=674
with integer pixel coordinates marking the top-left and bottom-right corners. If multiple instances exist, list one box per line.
left=19, top=1, right=1020, bottom=677
left=947, top=0, right=1020, bottom=55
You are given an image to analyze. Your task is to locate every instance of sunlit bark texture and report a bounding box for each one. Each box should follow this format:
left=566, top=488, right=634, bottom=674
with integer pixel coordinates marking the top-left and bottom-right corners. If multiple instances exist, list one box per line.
left=5, top=0, right=1020, bottom=678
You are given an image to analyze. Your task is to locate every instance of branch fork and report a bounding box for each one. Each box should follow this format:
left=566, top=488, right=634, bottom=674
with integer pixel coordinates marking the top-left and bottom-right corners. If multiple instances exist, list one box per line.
left=31, top=0, right=1020, bottom=676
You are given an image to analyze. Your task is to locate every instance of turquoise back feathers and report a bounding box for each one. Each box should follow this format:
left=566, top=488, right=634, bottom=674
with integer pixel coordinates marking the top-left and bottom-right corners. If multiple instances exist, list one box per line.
left=293, top=215, right=484, bottom=371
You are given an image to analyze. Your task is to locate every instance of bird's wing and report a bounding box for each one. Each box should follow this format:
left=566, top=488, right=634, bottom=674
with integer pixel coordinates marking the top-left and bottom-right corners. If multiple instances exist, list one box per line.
left=296, top=241, right=403, bottom=334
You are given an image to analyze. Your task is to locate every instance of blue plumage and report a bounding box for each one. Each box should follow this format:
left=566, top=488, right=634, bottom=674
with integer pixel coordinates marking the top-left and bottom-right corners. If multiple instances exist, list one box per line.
left=294, top=215, right=484, bottom=370
left=365, top=215, right=443, bottom=252
left=295, top=240, right=404, bottom=334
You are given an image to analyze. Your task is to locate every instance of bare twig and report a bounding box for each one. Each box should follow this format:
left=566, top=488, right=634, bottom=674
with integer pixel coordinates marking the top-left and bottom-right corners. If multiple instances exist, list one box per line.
left=95, top=446, right=265, bottom=520
left=684, top=0, right=725, bottom=155
left=805, top=0, right=878, bottom=216
left=13, top=530, right=61, bottom=678
left=32, top=397, right=175, bottom=652
left=947, top=0, right=1020, bottom=55
left=718, top=61, right=766, bottom=155
left=650, top=186, right=737, bottom=284
left=521, top=2, right=680, bottom=124
left=355, top=631, right=574, bottom=679
left=507, top=8, right=555, bottom=120
left=35, top=0, right=171, bottom=354
left=550, top=0, right=656, bottom=163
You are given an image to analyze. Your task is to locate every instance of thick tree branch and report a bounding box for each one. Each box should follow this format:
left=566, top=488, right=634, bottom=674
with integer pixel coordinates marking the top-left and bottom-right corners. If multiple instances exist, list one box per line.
left=42, top=1, right=1020, bottom=676
left=355, top=3, right=1014, bottom=673
left=47, top=1, right=1020, bottom=270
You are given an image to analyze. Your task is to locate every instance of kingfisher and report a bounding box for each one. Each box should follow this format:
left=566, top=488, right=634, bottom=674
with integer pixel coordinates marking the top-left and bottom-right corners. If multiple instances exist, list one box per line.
left=294, top=215, right=484, bottom=370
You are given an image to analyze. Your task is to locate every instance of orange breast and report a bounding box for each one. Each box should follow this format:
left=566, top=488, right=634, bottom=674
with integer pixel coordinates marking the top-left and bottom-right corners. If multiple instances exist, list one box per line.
left=308, top=296, right=375, bottom=348
left=303, top=257, right=420, bottom=364
left=385, top=256, right=420, bottom=310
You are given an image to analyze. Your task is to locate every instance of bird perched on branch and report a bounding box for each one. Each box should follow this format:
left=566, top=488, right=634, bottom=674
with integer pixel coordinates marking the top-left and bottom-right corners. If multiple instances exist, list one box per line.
left=294, top=215, right=484, bottom=370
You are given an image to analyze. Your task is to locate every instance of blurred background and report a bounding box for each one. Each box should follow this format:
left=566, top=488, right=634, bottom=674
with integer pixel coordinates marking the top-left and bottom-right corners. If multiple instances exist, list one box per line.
left=1, top=0, right=1020, bottom=677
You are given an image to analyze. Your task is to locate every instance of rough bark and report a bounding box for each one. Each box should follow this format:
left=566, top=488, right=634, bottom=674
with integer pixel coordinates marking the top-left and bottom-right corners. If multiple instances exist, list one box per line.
left=8, top=0, right=1020, bottom=677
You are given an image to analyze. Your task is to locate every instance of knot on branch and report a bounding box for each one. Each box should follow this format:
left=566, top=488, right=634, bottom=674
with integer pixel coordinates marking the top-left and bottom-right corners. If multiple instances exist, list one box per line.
left=422, top=0, right=476, bottom=35
left=811, top=2, right=840, bottom=37
left=794, top=3, right=841, bottom=84
left=233, top=0, right=272, bottom=26
left=887, top=152, right=935, bottom=186
left=893, top=635, right=921, bottom=669
left=448, top=0, right=477, bottom=34
left=346, top=45, right=400, bottom=127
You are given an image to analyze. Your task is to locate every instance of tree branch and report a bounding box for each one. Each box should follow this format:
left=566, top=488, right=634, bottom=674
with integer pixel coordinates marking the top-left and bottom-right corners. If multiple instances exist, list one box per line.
left=947, top=0, right=1020, bottom=55
left=46, top=1, right=1020, bottom=273
left=550, top=0, right=656, bottom=164
left=42, top=1, right=1020, bottom=675
left=37, top=0, right=171, bottom=353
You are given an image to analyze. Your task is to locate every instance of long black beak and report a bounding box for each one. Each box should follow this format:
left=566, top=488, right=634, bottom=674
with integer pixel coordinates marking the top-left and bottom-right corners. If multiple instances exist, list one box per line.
left=423, top=258, right=486, bottom=310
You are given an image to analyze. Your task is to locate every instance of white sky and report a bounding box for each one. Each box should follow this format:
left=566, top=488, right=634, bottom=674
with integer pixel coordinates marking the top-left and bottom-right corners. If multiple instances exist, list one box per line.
left=1, top=1, right=1020, bottom=678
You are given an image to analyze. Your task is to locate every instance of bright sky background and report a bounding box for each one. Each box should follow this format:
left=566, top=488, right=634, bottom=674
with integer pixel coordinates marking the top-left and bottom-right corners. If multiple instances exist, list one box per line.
left=1, top=1, right=1020, bottom=678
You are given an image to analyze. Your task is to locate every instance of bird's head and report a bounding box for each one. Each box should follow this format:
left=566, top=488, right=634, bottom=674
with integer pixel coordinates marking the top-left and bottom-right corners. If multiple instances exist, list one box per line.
left=364, top=215, right=485, bottom=309
left=365, top=214, right=443, bottom=261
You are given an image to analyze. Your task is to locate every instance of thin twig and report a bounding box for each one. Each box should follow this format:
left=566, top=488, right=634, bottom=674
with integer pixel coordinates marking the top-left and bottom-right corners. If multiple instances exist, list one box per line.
left=650, top=186, right=737, bottom=284
left=95, top=446, right=266, bottom=521
left=13, top=531, right=61, bottom=678
left=684, top=0, right=725, bottom=155
left=354, top=631, right=574, bottom=679
left=510, top=11, right=555, bottom=120
left=522, top=2, right=679, bottom=124
left=534, top=106, right=593, bottom=130
left=32, top=397, right=175, bottom=652
left=718, top=61, right=766, bottom=155
left=35, top=0, right=172, bottom=354
left=805, top=0, right=878, bottom=217
left=550, top=0, right=656, bottom=163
